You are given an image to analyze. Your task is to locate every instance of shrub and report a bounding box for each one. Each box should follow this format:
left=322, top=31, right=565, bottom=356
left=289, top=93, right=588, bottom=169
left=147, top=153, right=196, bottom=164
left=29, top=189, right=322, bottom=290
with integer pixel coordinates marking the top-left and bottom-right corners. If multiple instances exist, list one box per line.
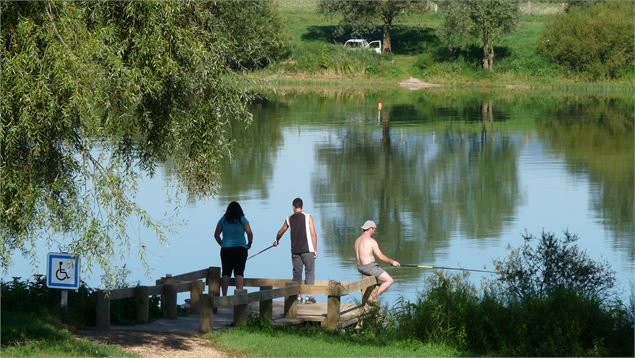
left=389, top=231, right=634, bottom=356
left=393, top=272, right=479, bottom=350
left=272, top=42, right=399, bottom=76
left=494, top=231, right=616, bottom=302
left=1, top=275, right=162, bottom=329
left=1, top=275, right=95, bottom=327
left=538, top=1, right=634, bottom=79
left=506, top=288, right=634, bottom=356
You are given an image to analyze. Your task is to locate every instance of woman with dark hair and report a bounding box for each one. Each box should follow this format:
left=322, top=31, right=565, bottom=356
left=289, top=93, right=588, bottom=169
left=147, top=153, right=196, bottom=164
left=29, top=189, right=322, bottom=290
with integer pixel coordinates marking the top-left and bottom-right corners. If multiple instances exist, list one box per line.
left=214, top=201, right=253, bottom=295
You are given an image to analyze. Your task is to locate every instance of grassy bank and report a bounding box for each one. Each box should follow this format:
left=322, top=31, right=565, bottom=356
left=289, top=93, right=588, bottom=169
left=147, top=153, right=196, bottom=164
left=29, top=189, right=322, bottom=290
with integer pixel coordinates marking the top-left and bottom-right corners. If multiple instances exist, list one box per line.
left=253, top=1, right=633, bottom=90
left=1, top=311, right=134, bottom=357
left=208, top=323, right=465, bottom=357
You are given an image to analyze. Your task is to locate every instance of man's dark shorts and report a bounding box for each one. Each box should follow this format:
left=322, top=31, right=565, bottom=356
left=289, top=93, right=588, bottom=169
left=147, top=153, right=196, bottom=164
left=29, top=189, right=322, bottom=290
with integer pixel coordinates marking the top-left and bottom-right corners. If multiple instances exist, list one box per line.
left=357, top=262, right=386, bottom=278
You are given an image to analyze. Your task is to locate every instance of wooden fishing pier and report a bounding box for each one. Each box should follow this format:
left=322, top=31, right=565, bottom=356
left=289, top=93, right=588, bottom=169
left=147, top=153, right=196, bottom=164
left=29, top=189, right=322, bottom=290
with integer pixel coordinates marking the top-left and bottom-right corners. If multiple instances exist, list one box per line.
left=95, top=266, right=379, bottom=332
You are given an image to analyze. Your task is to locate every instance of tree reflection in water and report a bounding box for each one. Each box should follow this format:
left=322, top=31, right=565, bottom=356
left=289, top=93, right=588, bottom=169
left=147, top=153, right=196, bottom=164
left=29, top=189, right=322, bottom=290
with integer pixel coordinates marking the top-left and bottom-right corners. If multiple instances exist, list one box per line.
left=312, top=97, right=521, bottom=276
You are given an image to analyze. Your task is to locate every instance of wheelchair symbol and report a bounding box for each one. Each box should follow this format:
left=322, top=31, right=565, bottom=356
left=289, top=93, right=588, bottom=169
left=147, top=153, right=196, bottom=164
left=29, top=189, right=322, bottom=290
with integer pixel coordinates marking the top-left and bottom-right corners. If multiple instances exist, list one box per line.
left=55, top=261, right=70, bottom=281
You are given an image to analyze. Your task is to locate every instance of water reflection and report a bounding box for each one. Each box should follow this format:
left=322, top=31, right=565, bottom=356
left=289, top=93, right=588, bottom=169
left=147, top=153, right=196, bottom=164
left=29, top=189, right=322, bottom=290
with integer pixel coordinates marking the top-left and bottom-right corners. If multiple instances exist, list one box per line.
left=536, top=97, right=634, bottom=259
left=312, top=111, right=521, bottom=276
left=191, top=90, right=633, bottom=290
left=6, top=89, right=632, bottom=302
left=217, top=97, right=286, bottom=200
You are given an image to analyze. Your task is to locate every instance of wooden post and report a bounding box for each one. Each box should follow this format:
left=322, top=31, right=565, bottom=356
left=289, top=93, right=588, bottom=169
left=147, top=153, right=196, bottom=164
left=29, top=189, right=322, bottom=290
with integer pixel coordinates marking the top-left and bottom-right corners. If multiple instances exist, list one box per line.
left=206, top=267, right=221, bottom=297
left=96, top=291, right=110, bottom=329
left=283, top=282, right=298, bottom=319
left=326, top=295, right=341, bottom=330
left=326, top=280, right=343, bottom=330
left=361, top=286, right=375, bottom=306
left=206, top=267, right=221, bottom=314
left=199, top=294, right=214, bottom=333
left=361, top=275, right=378, bottom=306
left=135, top=286, right=149, bottom=323
left=259, top=285, right=273, bottom=322
left=233, top=288, right=248, bottom=327
left=162, top=283, right=178, bottom=319
left=190, top=280, right=204, bottom=314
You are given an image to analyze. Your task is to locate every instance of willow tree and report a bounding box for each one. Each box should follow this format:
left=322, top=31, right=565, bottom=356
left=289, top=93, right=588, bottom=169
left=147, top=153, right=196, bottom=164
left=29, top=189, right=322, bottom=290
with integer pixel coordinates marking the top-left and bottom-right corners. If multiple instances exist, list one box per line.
left=0, top=1, right=285, bottom=281
left=318, top=0, right=427, bottom=53
left=440, top=0, right=520, bottom=70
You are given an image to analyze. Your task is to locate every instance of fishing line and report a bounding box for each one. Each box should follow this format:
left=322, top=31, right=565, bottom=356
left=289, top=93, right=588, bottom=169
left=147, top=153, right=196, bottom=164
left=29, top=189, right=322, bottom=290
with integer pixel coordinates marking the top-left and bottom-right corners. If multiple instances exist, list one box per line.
left=396, top=264, right=496, bottom=274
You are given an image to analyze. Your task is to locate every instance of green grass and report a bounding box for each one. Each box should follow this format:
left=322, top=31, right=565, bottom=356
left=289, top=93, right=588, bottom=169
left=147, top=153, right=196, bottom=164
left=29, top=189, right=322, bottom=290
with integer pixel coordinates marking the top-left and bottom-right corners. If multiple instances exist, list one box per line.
left=1, top=311, right=135, bottom=357
left=207, top=325, right=465, bottom=357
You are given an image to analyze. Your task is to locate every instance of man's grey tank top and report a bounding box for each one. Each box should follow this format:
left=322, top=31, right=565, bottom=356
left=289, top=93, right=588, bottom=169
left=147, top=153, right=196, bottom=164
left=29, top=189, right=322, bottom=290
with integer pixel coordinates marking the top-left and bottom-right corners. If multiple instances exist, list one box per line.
left=286, top=212, right=314, bottom=254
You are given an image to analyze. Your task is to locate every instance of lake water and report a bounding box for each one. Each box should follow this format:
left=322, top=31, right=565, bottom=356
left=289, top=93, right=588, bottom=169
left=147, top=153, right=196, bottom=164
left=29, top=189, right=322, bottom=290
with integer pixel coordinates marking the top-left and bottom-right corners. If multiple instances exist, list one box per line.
left=5, top=89, right=634, bottom=305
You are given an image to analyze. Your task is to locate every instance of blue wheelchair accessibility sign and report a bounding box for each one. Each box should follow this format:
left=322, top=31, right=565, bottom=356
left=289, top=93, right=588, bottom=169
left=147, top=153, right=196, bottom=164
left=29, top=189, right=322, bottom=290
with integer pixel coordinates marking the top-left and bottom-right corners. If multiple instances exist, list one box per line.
left=47, top=253, right=80, bottom=289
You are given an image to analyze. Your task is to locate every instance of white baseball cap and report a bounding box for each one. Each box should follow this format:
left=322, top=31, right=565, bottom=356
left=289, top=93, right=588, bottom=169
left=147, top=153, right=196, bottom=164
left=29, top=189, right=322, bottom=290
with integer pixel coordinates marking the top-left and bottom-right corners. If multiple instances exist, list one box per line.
left=361, top=220, right=377, bottom=230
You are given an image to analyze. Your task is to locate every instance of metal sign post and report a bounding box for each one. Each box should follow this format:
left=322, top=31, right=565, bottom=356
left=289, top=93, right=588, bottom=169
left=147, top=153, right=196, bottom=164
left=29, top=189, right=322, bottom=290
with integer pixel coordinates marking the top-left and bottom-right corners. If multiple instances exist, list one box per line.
left=61, top=290, right=68, bottom=313
left=46, top=252, right=80, bottom=313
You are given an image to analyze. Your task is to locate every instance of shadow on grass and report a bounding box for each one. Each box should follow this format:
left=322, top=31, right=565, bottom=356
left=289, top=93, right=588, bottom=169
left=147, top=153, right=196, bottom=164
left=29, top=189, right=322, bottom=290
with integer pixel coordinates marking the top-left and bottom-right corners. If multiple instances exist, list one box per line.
left=1, top=311, right=69, bottom=345
left=435, top=45, right=511, bottom=64
left=301, top=25, right=439, bottom=55
left=301, top=24, right=511, bottom=62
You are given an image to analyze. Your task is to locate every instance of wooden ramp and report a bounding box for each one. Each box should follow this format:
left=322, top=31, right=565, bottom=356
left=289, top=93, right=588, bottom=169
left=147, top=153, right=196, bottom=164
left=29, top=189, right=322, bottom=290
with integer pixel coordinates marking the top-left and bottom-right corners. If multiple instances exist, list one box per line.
left=110, top=301, right=366, bottom=333
left=95, top=267, right=379, bottom=332
left=270, top=301, right=364, bottom=328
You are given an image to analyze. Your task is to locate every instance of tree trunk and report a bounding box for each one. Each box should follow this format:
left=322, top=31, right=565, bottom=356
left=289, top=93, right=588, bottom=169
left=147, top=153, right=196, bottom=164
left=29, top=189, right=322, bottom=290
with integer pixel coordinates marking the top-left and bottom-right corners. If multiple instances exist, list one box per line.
left=482, top=45, right=489, bottom=70
left=382, top=16, right=393, bottom=53
left=482, top=31, right=489, bottom=70
left=482, top=42, right=495, bottom=70
left=482, top=30, right=492, bottom=71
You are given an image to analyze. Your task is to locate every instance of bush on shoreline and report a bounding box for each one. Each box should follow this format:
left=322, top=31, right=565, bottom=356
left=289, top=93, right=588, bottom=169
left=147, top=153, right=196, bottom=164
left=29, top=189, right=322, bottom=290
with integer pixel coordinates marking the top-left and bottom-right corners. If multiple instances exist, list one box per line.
left=0, top=273, right=164, bottom=337
left=538, top=1, right=634, bottom=80
left=267, top=42, right=402, bottom=77
left=389, top=272, right=633, bottom=356
left=384, top=231, right=634, bottom=356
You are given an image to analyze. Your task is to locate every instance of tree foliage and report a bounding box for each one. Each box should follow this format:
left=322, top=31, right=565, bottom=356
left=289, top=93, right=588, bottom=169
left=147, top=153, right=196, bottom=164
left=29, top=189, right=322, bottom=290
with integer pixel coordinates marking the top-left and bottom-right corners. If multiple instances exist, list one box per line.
left=0, top=1, right=285, bottom=280
left=537, top=0, right=634, bottom=79
left=494, top=231, right=616, bottom=302
left=317, top=0, right=427, bottom=53
left=206, top=1, right=288, bottom=69
left=439, top=0, right=520, bottom=70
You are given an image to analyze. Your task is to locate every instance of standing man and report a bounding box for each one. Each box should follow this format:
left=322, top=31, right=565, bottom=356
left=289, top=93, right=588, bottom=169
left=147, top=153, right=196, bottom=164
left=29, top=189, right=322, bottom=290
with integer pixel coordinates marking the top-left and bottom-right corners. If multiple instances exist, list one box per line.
left=354, top=220, right=400, bottom=302
left=273, top=197, right=318, bottom=303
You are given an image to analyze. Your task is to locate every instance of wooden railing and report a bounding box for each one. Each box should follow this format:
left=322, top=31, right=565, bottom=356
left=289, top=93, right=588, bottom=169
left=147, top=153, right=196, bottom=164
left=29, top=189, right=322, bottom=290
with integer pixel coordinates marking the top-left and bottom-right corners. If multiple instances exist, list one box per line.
left=96, top=266, right=220, bottom=329
left=95, top=266, right=378, bottom=332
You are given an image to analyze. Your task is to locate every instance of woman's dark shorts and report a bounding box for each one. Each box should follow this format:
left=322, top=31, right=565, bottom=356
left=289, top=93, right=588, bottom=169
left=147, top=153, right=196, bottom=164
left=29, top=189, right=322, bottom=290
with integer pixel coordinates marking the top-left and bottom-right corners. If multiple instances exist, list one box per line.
left=220, top=246, right=248, bottom=277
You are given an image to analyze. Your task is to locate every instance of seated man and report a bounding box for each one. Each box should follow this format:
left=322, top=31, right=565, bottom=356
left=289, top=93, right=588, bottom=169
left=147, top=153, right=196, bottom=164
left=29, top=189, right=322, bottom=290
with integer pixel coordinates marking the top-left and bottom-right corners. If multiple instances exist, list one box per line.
left=354, top=220, right=400, bottom=302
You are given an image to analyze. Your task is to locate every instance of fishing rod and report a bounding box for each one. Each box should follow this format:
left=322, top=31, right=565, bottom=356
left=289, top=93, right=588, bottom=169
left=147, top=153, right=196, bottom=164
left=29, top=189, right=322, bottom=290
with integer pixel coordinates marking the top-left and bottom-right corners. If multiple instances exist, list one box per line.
left=398, top=264, right=496, bottom=274
left=247, top=244, right=275, bottom=260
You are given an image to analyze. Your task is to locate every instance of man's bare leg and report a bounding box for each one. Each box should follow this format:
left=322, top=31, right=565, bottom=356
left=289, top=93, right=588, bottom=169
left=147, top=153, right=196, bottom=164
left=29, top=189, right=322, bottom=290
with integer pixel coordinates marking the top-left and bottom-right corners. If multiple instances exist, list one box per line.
left=370, top=272, right=394, bottom=301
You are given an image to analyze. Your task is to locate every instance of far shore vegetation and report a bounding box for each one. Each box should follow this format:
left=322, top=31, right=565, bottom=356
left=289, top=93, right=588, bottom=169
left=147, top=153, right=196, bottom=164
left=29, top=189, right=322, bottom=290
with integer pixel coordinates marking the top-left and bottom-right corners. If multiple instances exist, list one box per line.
left=251, top=0, right=633, bottom=92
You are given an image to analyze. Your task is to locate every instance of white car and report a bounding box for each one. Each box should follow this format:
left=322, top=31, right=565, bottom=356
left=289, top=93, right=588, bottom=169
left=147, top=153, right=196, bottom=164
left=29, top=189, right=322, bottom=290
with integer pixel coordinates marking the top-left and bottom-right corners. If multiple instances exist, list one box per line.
left=343, top=39, right=382, bottom=54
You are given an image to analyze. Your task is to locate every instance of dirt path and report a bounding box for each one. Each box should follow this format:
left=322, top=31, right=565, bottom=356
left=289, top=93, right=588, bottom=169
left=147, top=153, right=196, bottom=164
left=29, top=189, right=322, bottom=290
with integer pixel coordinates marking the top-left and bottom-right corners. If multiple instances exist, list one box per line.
left=75, top=330, right=234, bottom=358
left=398, top=77, right=442, bottom=90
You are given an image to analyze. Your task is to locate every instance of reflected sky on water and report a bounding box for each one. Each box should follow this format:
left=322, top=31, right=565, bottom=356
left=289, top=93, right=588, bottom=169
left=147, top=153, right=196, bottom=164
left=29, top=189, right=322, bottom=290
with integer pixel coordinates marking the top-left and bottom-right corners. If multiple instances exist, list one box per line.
left=5, top=91, right=634, bottom=304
